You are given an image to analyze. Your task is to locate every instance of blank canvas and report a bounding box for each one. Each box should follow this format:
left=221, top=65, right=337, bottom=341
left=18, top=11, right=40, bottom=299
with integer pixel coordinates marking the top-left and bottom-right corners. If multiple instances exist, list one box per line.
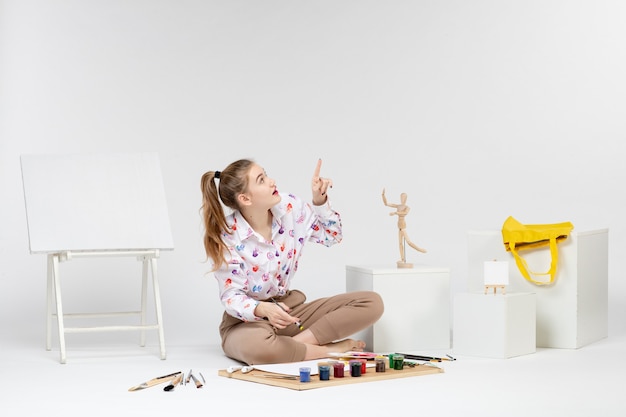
left=484, top=260, right=509, bottom=285
left=21, top=152, right=174, bottom=253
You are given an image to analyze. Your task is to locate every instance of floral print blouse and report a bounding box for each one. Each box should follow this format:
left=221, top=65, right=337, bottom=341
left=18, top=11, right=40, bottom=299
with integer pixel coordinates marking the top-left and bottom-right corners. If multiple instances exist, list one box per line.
left=213, top=192, right=343, bottom=322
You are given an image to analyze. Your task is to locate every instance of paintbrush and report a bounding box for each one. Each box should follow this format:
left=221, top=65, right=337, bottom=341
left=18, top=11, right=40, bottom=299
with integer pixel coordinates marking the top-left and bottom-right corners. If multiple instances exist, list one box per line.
left=393, top=353, right=456, bottom=362
left=128, top=371, right=182, bottom=391
left=190, top=373, right=203, bottom=388
left=262, top=374, right=299, bottom=380
left=163, top=373, right=183, bottom=391
left=270, top=298, right=304, bottom=330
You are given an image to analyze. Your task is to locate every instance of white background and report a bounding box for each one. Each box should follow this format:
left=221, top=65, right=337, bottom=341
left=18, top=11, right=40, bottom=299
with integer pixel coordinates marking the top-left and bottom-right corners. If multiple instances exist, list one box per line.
left=2, top=0, right=625, bottom=350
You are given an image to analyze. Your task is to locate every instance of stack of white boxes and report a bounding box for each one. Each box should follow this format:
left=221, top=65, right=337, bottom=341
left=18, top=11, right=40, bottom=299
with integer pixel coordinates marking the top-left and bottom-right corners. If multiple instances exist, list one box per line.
left=453, top=228, right=608, bottom=358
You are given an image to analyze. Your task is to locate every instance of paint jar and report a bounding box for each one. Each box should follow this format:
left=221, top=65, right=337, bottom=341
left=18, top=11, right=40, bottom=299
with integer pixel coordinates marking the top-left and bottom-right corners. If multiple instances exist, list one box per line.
left=299, top=367, right=311, bottom=383
left=317, top=361, right=331, bottom=378
left=388, top=354, right=396, bottom=369
left=333, top=362, right=345, bottom=378
left=393, top=354, right=404, bottom=370
left=354, top=359, right=367, bottom=375
left=375, top=358, right=386, bottom=372
left=317, top=361, right=330, bottom=371
left=319, top=365, right=330, bottom=381
left=350, top=360, right=362, bottom=377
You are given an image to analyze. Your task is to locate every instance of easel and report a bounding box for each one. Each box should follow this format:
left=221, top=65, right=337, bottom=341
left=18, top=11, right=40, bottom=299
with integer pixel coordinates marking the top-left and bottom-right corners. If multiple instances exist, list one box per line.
left=46, top=250, right=166, bottom=364
left=483, top=260, right=508, bottom=296
left=21, top=152, right=174, bottom=363
left=484, top=284, right=506, bottom=295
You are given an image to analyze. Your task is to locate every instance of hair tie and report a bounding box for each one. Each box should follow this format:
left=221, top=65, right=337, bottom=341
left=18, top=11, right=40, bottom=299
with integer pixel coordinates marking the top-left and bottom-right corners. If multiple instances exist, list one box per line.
left=214, top=171, right=221, bottom=179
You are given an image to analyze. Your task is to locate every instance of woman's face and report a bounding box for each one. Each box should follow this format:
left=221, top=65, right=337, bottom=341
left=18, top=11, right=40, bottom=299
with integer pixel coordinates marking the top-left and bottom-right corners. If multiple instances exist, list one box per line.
left=243, top=163, right=281, bottom=209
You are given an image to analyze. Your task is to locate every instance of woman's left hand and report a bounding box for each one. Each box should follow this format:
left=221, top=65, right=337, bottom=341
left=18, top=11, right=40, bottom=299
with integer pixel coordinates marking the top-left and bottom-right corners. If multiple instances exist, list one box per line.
left=311, top=159, right=332, bottom=205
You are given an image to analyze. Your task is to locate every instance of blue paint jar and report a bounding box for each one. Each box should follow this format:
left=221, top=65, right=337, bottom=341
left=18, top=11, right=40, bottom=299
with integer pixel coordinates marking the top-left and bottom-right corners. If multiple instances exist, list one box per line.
left=299, top=367, right=311, bottom=383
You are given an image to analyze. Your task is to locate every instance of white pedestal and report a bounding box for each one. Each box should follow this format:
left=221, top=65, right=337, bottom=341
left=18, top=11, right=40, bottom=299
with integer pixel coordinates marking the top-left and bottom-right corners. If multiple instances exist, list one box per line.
left=453, top=292, right=536, bottom=359
left=467, top=229, right=608, bottom=349
left=346, top=264, right=450, bottom=352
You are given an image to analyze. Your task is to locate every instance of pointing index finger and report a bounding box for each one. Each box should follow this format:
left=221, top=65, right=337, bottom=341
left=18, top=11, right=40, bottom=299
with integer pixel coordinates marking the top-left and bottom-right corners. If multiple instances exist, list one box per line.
left=313, top=158, right=322, bottom=178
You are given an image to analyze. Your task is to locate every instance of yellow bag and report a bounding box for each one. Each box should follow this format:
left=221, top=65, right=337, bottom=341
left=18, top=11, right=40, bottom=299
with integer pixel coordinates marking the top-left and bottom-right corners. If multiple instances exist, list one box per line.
left=501, top=216, right=574, bottom=285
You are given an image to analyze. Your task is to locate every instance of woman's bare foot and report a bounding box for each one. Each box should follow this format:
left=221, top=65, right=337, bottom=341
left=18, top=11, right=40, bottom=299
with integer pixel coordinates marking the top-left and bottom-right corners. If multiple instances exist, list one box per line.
left=302, top=338, right=367, bottom=360
left=324, top=338, right=366, bottom=353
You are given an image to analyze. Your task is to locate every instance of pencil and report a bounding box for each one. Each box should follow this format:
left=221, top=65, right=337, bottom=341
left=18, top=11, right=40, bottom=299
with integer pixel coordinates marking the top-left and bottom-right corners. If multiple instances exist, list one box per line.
left=270, top=298, right=304, bottom=330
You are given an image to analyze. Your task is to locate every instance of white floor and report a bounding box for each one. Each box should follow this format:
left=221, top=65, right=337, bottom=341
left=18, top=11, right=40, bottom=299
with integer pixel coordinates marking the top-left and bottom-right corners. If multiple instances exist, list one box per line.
left=2, top=332, right=625, bottom=417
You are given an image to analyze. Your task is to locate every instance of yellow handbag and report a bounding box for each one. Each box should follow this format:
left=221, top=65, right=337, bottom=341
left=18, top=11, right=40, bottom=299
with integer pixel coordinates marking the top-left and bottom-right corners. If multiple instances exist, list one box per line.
left=501, top=216, right=574, bottom=285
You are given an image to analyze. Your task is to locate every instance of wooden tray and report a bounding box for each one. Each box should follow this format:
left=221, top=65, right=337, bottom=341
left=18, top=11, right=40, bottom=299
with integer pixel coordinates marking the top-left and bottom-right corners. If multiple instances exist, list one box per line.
left=217, top=363, right=444, bottom=391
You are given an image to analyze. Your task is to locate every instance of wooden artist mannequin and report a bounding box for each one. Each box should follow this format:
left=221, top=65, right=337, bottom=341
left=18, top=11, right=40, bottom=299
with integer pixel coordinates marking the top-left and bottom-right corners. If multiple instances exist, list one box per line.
left=382, top=189, right=427, bottom=268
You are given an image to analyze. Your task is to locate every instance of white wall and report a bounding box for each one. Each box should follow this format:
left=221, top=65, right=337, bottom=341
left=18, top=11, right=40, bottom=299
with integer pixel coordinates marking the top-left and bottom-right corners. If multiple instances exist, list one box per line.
left=2, top=0, right=625, bottom=348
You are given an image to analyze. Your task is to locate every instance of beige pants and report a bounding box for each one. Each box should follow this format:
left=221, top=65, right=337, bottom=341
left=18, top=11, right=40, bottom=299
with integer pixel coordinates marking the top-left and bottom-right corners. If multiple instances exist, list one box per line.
left=219, top=290, right=384, bottom=365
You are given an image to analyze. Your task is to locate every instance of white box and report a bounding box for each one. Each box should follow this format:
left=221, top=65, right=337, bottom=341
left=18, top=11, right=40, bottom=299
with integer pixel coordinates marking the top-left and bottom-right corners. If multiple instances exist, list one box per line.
left=453, top=292, right=536, bottom=359
left=467, top=229, right=608, bottom=349
left=346, top=264, right=450, bottom=352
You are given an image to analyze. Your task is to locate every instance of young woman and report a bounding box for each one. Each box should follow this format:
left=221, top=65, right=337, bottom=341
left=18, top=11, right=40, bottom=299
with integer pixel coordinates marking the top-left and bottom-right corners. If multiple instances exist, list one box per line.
left=200, top=158, right=384, bottom=365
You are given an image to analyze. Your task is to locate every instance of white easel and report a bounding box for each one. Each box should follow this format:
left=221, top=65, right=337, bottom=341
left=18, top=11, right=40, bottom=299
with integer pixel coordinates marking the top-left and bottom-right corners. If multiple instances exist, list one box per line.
left=483, top=260, right=509, bottom=296
left=21, top=153, right=174, bottom=363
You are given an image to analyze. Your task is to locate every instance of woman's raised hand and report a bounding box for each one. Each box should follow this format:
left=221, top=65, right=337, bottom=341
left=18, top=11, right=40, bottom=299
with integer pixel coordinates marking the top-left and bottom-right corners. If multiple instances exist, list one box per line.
left=311, top=159, right=332, bottom=205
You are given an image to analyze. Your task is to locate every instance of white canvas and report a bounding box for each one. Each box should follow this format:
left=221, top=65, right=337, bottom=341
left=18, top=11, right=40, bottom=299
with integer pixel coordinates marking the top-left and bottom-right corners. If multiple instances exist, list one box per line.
left=483, top=260, right=509, bottom=286
left=21, top=152, right=174, bottom=253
